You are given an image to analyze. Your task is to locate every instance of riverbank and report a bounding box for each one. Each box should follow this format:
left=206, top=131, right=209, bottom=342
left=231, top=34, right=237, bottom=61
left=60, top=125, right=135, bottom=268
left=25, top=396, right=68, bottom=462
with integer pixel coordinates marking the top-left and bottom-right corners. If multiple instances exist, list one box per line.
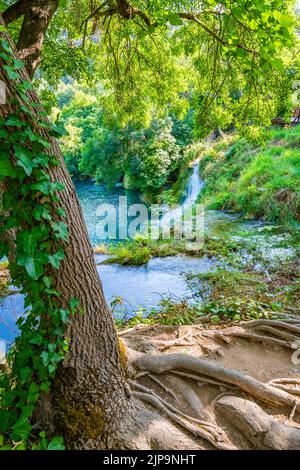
left=195, top=126, right=300, bottom=225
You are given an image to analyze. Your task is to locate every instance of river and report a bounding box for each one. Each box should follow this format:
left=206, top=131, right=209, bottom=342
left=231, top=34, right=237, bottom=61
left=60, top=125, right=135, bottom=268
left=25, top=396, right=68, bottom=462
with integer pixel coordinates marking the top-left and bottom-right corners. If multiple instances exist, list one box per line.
left=0, top=165, right=298, bottom=355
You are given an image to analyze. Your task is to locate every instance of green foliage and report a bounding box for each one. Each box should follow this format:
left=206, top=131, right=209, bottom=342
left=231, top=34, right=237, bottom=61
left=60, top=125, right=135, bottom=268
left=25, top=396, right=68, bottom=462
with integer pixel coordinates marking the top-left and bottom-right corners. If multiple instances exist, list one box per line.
left=123, top=118, right=182, bottom=195
left=102, top=234, right=245, bottom=267
left=187, top=262, right=300, bottom=323
left=114, top=297, right=203, bottom=329
left=0, top=35, right=77, bottom=450
left=56, top=87, right=186, bottom=195
left=197, top=127, right=300, bottom=225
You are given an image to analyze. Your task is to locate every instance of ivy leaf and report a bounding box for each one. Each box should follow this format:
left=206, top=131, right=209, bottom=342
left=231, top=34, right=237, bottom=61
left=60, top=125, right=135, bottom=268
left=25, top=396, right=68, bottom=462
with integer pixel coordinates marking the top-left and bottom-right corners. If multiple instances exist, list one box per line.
left=5, top=115, right=25, bottom=127
left=10, top=417, right=31, bottom=441
left=52, top=221, right=68, bottom=242
left=47, top=436, right=65, bottom=451
left=33, top=205, right=52, bottom=222
left=29, top=333, right=44, bottom=345
left=17, top=253, right=47, bottom=280
left=168, top=13, right=183, bottom=26
left=41, top=351, right=49, bottom=367
left=70, top=297, right=79, bottom=314
left=40, top=382, right=50, bottom=393
left=17, top=227, right=48, bottom=256
left=57, top=206, right=66, bottom=218
left=3, top=65, right=19, bottom=81
left=48, top=364, right=57, bottom=376
left=48, top=249, right=64, bottom=269
left=22, top=81, right=33, bottom=91
left=0, top=40, right=13, bottom=54
left=0, top=157, right=17, bottom=177
left=20, top=367, right=31, bottom=384
left=60, top=309, right=69, bottom=324
left=13, top=58, right=24, bottom=70
left=0, top=52, right=10, bottom=62
left=0, top=411, right=10, bottom=432
left=30, top=181, right=51, bottom=195
left=43, top=276, right=52, bottom=288
left=14, top=145, right=35, bottom=176
left=18, top=231, right=38, bottom=256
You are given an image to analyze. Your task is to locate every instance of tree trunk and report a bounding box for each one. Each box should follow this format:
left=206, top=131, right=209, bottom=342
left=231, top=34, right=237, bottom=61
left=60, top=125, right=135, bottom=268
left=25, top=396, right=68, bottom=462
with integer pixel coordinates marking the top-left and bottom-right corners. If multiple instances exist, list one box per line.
left=16, top=0, right=59, bottom=79
left=0, top=18, right=133, bottom=449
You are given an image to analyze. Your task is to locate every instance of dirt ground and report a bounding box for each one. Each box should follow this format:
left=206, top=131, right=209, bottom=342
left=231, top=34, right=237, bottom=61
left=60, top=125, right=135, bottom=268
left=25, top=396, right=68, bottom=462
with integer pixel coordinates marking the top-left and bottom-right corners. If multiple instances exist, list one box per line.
left=121, top=318, right=300, bottom=450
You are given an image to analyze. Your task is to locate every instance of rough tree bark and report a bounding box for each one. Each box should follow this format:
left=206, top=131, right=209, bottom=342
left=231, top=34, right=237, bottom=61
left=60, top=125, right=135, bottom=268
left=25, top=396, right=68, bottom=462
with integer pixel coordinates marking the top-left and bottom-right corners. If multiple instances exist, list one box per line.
left=2, top=0, right=59, bottom=79
left=0, top=17, right=134, bottom=449
left=16, top=0, right=59, bottom=79
left=2, top=0, right=39, bottom=26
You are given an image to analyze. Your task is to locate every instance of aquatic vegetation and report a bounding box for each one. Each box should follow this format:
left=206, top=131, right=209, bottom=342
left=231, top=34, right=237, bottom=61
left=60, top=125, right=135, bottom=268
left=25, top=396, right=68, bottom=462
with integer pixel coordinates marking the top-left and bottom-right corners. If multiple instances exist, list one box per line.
left=187, top=262, right=300, bottom=324
left=102, top=235, right=246, bottom=267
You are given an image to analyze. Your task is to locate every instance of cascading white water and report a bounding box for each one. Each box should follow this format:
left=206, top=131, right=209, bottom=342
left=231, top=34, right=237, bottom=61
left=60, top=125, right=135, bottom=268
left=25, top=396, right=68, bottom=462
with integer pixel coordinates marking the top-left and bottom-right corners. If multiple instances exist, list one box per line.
left=160, top=162, right=204, bottom=226
left=183, top=162, right=204, bottom=207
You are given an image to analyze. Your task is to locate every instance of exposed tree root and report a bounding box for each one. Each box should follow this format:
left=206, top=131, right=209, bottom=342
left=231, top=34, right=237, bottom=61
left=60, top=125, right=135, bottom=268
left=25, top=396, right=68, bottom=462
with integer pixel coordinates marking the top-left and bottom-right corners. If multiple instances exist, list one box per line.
left=129, top=380, right=216, bottom=430
left=269, top=378, right=300, bottom=386
left=146, top=373, right=178, bottom=400
left=223, top=330, right=294, bottom=349
left=119, top=319, right=300, bottom=450
left=134, top=354, right=300, bottom=411
left=243, top=319, right=300, bottom=336
left=131, top=387, right=235, bottom=450
left=268, top=384, right=300, bottom=396
left=170, top=370, right=234, bottom=390
left=215, top=396, right=300, bottom=450
left=253, top=326, right=297, bottom=342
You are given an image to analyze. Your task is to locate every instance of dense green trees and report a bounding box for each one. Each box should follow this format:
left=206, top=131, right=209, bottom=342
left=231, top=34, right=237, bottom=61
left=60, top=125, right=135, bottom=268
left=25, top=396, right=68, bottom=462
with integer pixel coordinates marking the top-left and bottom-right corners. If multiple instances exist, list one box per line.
left=54, top=82, right=193, bottom=195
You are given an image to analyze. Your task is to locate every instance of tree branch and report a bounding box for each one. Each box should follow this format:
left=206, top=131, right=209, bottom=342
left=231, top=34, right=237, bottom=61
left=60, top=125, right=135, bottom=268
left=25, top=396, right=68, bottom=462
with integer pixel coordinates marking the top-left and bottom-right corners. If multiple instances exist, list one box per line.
left=16, top=0, right=59, bottom=79
left=2, top=0, right=38, bottom=25
left=178, top=12, right=257, bottom=54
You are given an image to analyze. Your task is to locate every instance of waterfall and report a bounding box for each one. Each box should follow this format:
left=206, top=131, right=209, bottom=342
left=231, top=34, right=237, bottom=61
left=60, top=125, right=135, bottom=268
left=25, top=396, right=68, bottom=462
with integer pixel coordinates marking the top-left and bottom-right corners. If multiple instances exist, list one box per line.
left=183, top=162, right=204, bottom=207
left=160, top=162, right=204, bottom=227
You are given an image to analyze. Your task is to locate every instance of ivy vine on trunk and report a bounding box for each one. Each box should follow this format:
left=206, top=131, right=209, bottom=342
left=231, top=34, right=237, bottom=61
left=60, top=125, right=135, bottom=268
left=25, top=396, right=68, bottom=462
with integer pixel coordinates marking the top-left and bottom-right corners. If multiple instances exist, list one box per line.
left=0, top=20, right=130, bottom=450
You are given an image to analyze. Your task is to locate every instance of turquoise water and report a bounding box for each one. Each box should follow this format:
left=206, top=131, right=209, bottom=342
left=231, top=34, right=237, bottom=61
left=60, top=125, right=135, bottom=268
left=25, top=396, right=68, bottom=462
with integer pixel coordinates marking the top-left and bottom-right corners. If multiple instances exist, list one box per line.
left=75, top=180, right=143, bottom=245
left=0, top=175, right=299, bottom=355
left=0, top=176, right=219, bottom=352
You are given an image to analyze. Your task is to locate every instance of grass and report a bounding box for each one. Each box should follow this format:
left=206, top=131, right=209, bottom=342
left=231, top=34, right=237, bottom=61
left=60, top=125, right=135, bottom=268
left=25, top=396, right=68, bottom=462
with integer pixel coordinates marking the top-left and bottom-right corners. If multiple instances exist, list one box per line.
left=197, top=126, right=300, bottom=225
